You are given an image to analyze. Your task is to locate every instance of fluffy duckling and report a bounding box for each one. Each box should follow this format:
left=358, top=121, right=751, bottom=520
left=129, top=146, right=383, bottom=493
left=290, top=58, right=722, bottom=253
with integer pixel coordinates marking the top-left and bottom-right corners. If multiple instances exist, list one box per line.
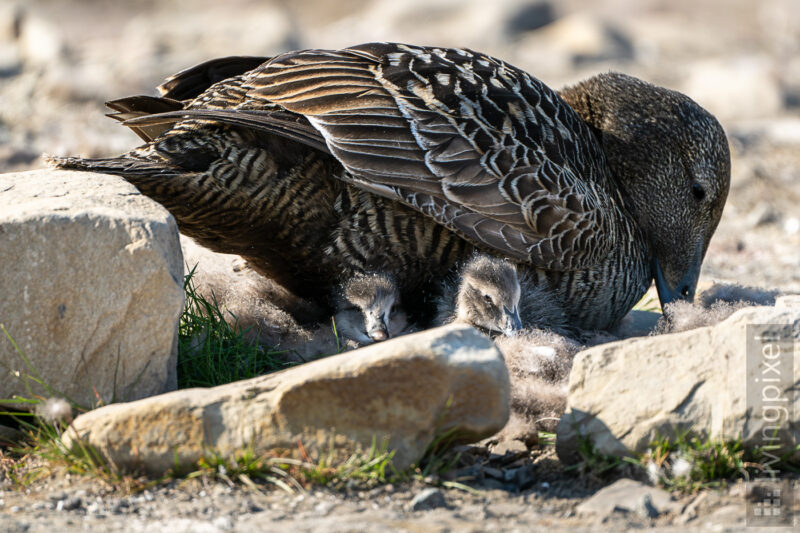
left=436, top=255, right=523, bottom=336
left=333, top=272, right=411, bottom=346
left=654, top=282, right=780, bottom=334
left=436, top=254, right=570, bottom=335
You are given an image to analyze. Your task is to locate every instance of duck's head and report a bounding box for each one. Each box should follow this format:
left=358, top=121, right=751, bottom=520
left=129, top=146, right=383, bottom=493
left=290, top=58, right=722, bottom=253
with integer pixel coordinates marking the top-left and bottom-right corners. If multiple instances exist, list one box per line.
left=559, top=73, right=730, bottom=308
left=454, top=255, right=523, bottom=336
left=335, top=272, right=405, bottom=344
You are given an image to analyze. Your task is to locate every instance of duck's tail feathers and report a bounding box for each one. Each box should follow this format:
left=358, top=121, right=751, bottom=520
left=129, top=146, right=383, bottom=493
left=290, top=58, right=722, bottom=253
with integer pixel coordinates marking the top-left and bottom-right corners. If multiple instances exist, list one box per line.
left=122, top=108, right=330, bottom=154
left=105, top=95, right=185, bottom=142
left=44, top=153, right=180, bottom=178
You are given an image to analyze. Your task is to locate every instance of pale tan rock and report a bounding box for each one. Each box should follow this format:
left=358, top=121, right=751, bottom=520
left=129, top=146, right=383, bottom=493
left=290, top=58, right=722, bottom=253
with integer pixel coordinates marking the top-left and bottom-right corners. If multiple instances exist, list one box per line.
left=63, top=324, right=509, bottom=475
left=0, top=170, right=183, bottom=409
left=557, top=305, right=800, bottom=463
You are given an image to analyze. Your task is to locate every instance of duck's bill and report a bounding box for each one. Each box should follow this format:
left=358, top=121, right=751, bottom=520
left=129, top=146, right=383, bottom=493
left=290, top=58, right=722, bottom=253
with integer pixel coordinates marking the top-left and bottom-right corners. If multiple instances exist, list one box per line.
left=502, top=305, right=523, bottom=336
left=652, top=251, right=702, bottom=308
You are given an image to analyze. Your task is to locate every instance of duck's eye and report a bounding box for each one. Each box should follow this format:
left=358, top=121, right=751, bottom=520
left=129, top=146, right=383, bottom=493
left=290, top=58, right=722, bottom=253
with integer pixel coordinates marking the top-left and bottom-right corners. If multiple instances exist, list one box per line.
left=691, top=182, right=706, bottom=201
left=483, top=294, right=493, bottom=305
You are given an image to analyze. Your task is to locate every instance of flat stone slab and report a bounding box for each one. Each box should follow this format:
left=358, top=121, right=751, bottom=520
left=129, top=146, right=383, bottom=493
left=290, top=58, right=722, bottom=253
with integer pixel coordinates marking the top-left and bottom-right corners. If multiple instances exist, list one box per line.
left=63, top=324, right=509, bottom=475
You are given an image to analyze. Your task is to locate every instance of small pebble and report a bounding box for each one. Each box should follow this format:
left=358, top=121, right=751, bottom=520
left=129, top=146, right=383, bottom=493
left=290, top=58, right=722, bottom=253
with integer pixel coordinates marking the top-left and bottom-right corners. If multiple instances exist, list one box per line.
left=410, top=488, right=446, bottom=511
left=483, top=467, right=504, bottom=480
left=56, top=496, right=82, bottom=512
left=212, top=516, right=234, bottom=531
left=244, top=502, right=263, bottom=514
left=492, top=439, right=528, bottom=456
left=314, top=501, right=336, bottom=516
left=636, top=494, right=660, bottom=519
left=48, top=491, right=67, bottom=502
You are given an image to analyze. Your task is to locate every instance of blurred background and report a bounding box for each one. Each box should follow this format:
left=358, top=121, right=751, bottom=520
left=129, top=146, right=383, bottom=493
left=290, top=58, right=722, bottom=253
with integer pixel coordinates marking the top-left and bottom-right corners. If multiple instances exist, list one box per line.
left=1, top=0, right=798, bottom=291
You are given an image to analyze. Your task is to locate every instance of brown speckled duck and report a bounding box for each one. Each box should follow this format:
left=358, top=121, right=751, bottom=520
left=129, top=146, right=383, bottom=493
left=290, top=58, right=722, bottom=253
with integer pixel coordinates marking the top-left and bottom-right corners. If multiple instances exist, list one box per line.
left=50, top=42, right=730, bottom=330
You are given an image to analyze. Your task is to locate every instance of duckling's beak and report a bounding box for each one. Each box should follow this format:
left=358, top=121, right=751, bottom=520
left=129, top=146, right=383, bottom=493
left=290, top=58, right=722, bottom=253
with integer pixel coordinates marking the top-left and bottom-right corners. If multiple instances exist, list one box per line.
left=365, top=312, right=390, bottom=342
left=502, top=305, right=523, bottom=336
left=368, top=327, right=388, bottom=342
left=652, top=245, right=702, bottom=307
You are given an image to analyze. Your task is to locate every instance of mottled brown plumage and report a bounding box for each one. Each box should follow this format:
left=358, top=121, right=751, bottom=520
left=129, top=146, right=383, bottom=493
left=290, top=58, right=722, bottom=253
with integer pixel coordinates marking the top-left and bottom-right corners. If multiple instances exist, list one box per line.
left=49, top=42, right=730, bottom=330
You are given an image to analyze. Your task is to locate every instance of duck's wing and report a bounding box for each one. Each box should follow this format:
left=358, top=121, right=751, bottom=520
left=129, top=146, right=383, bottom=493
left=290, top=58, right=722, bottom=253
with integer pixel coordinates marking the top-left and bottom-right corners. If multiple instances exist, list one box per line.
left=103, top=56, right=272, bottom=142
left=157, top=55, right=270, bottom=101
left=129, top=44, right=618, bottom=271
left=251, top=43, right=620, bottom=270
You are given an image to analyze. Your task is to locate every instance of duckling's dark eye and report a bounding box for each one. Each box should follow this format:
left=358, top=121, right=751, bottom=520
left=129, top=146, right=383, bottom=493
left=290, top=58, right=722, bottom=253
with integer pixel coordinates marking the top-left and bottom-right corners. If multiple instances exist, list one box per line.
left=483, top=294, right=493, bottom=305
left=691, top=182, right=706, bottom=201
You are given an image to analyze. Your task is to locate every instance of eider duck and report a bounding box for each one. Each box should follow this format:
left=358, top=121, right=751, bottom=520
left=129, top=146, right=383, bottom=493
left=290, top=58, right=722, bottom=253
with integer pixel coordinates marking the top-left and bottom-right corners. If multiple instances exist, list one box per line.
left=49, top=42, right=730, bottom=330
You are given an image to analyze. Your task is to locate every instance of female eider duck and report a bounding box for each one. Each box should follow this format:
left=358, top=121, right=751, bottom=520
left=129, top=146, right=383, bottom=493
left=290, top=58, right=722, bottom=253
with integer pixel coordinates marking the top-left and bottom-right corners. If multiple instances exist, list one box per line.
left=50, top=42, right=730, bottom=330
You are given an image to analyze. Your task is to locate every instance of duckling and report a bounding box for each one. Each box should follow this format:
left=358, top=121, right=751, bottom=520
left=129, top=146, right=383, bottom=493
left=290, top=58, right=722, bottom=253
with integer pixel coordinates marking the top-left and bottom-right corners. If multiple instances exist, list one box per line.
left=436, top=254, right=571, bottom=336
left=333, top=272, right=411, bottom=346
left=435, top=255, right=523, bottom=336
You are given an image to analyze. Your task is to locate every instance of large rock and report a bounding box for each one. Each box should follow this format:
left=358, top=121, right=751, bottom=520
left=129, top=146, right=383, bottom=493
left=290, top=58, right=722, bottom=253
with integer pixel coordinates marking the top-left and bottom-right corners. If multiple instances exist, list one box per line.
left=0, top=170, right=183, bottom=409
left=63, top=325, right=509, bottom=475
left=557, top=302, right=800, bottom=463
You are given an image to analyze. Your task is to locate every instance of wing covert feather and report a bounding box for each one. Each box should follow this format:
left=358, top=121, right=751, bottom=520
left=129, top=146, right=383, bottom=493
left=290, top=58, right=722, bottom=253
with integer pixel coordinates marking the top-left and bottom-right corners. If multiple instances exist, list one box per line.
left=170, top=44, right=620, bottom=270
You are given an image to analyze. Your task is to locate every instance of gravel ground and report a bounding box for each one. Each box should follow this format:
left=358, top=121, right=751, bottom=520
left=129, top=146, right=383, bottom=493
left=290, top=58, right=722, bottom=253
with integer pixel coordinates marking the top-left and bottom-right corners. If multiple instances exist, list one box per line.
left=4, top=445, right=790, bottom=532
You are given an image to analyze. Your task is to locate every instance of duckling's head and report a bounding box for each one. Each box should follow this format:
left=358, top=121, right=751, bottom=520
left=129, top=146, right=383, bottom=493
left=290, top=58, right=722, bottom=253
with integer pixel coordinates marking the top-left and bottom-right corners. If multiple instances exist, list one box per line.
left=559, top=72, right=730, bottom=308
left=454, top=255, right=523, bottom=336
left=334, top=272, right=405, bottom=345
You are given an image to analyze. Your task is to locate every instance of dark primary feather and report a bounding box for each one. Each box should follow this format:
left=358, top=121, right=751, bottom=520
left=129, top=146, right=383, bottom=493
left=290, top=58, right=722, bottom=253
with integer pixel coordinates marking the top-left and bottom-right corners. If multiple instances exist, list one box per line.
left=48, top=43, right=730, bottom=330
left=105, top=96, right=184, bottom=142
left=158, top=55, right=270, bottom=100
left=125, top=109, right=330, bottom=153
